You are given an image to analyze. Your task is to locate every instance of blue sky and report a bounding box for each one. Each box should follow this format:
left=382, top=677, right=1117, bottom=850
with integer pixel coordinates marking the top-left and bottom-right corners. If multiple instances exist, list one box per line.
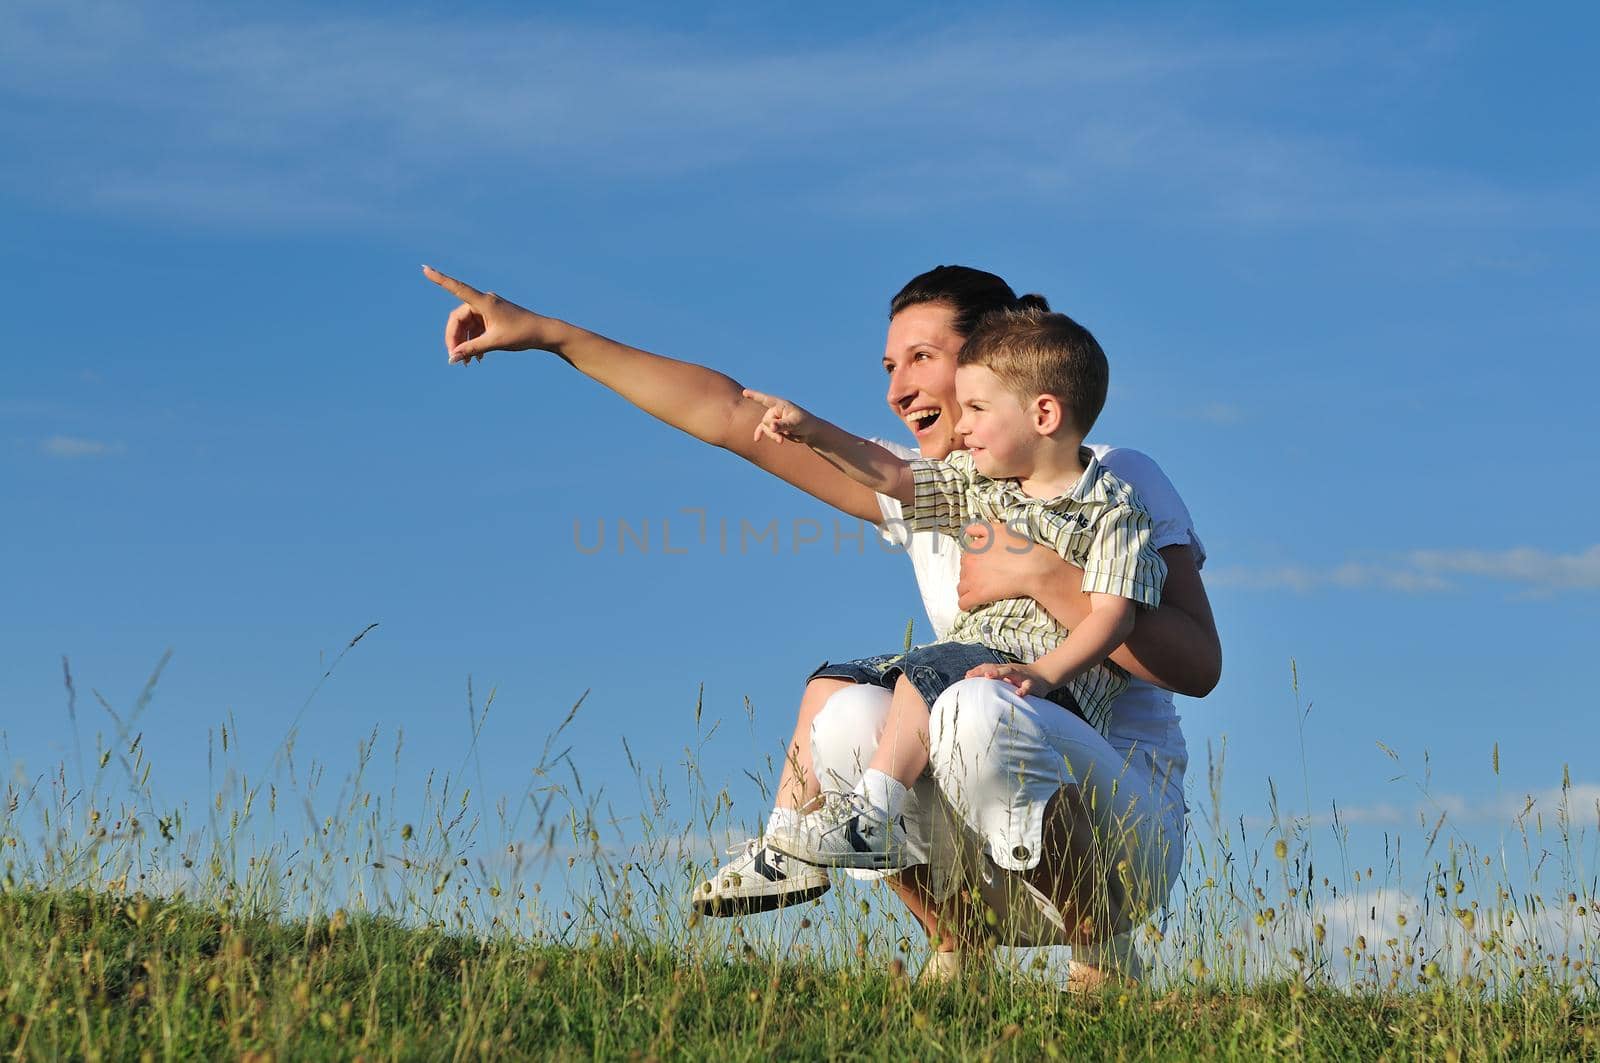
left=4, top=1, right=1599, bottom=901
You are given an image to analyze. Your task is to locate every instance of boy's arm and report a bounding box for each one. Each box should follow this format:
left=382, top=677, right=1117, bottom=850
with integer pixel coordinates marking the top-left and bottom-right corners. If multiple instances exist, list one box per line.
left=960, top=465, right=1224, bottom=693
left=1030, top=594, right=1138, bottom=689
left=959, top=534, right=1218, bottom=695
left=743, top=389, right=916, bottom=503
left=968, top=595, right=1136, bottom=697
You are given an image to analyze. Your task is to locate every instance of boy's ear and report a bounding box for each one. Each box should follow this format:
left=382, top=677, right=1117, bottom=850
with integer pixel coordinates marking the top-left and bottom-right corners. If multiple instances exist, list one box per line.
left=1032, top=394, right=1065, bottom=436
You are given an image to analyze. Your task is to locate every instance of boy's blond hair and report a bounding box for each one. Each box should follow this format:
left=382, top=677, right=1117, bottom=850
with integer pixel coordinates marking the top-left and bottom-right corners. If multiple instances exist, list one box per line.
left=957, top=308, right=1109, bottom=436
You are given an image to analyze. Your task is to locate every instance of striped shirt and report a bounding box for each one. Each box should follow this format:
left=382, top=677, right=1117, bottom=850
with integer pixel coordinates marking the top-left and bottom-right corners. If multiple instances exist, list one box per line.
left=903, top=448, right=1167, bottom=733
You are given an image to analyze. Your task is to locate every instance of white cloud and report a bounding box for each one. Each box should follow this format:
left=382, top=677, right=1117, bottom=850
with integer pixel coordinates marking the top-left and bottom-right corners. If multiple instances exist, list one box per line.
left=1407, top=546, right=1600, bottom=594
left=1206, top=561, right=1453, bottom=594
left=1248, top=783, right=1600, bottom=832
left=0, top=2, right=1583, bottom=229
left=1209, top=545, right=1600, bottom=596
left=39, top=435, right=124, bottom=459
left=1192, top=402, right=1245, bottom=426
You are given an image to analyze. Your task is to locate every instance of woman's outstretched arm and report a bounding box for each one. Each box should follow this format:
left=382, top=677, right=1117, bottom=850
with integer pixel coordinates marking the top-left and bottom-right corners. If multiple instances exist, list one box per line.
left=425, top=267, right=884, bottom=522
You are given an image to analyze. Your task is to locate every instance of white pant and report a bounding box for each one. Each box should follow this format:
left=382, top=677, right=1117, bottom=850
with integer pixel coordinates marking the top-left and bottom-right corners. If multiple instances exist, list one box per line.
left=809, top=677, right=1186, bottom=948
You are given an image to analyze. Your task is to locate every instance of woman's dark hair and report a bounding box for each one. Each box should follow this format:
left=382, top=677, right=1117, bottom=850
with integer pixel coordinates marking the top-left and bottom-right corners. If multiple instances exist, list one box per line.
left=889, top=265, right=1051, bottom=338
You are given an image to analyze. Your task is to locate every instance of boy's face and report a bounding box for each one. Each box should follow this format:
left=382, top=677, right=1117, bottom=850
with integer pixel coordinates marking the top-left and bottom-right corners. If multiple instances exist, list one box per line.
left=953, top=364, right=1039, bottom=479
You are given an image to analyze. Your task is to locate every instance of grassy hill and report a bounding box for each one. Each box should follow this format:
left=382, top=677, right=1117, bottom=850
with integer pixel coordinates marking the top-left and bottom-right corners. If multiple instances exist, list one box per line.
left=2, top=888, right=1596, bottom=1060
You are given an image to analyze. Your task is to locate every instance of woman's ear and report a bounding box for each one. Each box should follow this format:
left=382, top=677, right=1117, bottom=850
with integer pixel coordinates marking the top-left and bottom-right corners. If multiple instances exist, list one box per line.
left=1032, top=393, right=1065, bottom=435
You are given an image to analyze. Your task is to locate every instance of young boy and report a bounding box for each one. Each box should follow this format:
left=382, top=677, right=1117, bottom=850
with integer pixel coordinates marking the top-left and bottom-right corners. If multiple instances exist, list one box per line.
left=743, top=308, right=1167, bottom=870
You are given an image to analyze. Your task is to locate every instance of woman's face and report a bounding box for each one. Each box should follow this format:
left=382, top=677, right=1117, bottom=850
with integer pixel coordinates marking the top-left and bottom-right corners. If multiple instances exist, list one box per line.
left=882, top=301, right=966, bottom=460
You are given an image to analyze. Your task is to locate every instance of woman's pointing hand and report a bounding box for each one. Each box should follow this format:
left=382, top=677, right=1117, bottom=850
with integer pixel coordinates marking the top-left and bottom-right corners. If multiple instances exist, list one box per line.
left=422, top=265, right=564, bottom=364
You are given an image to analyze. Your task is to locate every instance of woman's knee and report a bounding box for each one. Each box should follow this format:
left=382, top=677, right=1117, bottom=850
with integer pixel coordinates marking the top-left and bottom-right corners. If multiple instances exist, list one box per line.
left=926, top=678, right=1032, bottom=774
left=794, top=677, right=854, bottom=735
left=808, top=683, right=891, bottom=786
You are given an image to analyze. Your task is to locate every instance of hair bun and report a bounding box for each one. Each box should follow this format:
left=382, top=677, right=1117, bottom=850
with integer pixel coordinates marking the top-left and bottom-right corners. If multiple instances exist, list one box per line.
left=1016, top=292, right=1052, bottom=312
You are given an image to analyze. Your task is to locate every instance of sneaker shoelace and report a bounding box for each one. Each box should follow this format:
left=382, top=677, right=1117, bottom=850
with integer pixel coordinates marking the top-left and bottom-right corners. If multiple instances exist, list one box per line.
left=811, top=790, right=898, bottom=848
left=724, top=837, right=791, bottom=873
left=812, top=789, right=872, bottom=821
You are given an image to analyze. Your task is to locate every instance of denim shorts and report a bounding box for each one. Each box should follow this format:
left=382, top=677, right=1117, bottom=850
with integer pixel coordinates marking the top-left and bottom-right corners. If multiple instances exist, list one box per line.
left=809, top=642, right=1083, bottom=718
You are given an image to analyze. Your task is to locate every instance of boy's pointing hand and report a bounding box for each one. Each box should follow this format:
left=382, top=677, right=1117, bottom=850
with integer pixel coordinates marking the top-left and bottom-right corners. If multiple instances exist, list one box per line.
left=743, top=389, right=817, bottom=446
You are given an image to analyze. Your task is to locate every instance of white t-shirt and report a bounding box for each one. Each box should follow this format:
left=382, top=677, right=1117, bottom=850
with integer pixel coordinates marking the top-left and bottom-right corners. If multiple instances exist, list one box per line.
left=871, top=439, right=1204, bottom=766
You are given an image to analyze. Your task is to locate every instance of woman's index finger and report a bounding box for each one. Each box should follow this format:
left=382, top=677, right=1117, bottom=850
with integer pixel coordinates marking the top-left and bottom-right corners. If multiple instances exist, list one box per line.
left=422, top=264, right=486, bottom=305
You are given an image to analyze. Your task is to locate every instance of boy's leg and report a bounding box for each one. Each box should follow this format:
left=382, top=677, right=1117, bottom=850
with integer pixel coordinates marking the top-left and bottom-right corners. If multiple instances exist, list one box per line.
left=799, top=683, right=1003, bottom=978
left=805, top=686, right=994, bottom=963
left=770, top=644, right=1022, bottom=871
left=766, top=674, right=930, bottom=870
left=861, top=674, right=934, bottom=790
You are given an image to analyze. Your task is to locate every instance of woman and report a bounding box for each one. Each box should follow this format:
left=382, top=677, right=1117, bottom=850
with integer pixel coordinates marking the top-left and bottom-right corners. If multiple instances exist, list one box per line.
left=423, top=264, right=1220, bottom=985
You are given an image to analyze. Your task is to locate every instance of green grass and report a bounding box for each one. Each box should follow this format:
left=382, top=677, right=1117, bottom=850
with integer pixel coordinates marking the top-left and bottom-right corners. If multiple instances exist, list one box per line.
left=4, top=889, right=1596, bottom=1060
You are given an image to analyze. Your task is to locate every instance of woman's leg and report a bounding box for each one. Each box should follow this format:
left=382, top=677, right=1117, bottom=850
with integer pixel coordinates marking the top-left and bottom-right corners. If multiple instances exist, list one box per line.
left=926, top=678, right=1184, bottom=981
left=775, top=677, right=858, bottom=809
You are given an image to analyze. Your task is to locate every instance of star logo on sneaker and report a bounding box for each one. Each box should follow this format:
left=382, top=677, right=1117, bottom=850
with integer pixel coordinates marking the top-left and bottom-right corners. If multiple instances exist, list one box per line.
left=845, top=814, right=897, bottom=853
left=752, top=847, right=786, bottom=881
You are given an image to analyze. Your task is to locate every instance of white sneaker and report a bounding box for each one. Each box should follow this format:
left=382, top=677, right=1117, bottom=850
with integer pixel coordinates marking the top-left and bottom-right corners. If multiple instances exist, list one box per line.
left=765, top=790, right=910, bottom=871
left=689, top=839, right=830, bottom=916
